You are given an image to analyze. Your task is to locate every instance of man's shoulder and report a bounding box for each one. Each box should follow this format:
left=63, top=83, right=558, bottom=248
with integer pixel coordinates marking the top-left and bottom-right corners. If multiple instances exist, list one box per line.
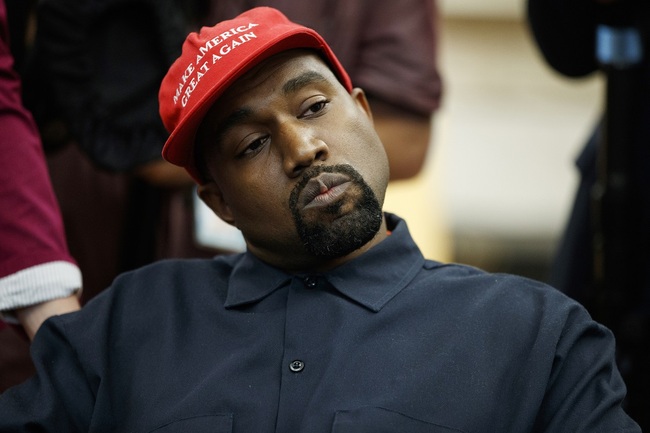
left=47, top=255, right=243, bottom=344
left=419, top=260, right=568, bottom=296
left=120, top=255, right=238, bottom=281
left=413, top=261, right=585, bottom=325
left=75, top=255, right=240, bottom=315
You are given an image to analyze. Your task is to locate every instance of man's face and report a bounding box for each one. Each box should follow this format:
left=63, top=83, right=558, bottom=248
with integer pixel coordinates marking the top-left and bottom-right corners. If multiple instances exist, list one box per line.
left=197, top=50, right=390, bottom=271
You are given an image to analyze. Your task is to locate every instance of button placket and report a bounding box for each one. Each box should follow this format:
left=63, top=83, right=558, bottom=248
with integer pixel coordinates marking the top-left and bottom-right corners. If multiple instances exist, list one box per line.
left=277, top=277, right=332, bottom=432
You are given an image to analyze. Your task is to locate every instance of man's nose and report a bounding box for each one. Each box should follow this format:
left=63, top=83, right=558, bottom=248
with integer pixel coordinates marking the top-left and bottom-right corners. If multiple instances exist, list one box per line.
left=280, top=123, right=329, bottom=178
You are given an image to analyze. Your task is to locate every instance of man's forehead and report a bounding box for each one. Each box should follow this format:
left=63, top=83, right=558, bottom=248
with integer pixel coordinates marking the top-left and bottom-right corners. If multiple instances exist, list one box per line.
left=206, top=51, right=338, bottom=121
left=225, top=49, right=335, bottom=98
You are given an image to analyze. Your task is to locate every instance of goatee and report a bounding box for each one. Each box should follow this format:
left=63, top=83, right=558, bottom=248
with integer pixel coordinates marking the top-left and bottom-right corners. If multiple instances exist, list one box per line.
left=289, top=164, right=382, bottom=258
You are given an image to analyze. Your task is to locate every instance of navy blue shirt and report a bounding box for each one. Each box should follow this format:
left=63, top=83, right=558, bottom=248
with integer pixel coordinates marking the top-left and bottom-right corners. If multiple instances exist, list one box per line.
left=0, top=214, right=640, bottom=432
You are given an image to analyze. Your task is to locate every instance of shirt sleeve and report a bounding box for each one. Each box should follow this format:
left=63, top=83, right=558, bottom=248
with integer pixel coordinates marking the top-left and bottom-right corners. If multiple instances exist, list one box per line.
left=0, top=316, right=95, bottom=431
left=352, top=0, right=442, bottom=115
left=0, top=262, right=82, bottom=322
left=0, top=0, right=81, bottom=319
left=538, top=301, right=641, bottom=432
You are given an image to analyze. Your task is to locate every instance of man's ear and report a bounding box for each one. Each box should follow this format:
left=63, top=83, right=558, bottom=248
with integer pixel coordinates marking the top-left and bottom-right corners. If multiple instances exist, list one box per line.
left=197, top=181, right=236, bottom=226
left=351, top=87, right=373, bottom=121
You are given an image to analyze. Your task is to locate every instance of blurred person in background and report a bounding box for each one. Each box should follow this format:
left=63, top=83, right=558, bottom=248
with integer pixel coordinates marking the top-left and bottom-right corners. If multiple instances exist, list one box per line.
left=0, top=0, right=82, bottom=389
left=527, top=0, right=649, bottom=428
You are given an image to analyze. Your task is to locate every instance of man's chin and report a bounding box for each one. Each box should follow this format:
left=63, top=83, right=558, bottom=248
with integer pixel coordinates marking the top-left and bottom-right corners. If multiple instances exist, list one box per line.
left=297, top=208, right=382, bottom=258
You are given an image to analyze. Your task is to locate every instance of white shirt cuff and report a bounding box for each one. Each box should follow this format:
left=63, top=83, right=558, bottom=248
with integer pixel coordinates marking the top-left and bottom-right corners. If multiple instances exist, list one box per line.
left=0, top=261, right=83, bottom=323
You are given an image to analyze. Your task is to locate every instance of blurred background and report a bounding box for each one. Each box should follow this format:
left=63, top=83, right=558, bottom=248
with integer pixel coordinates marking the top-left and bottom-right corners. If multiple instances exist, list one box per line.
left=384, top=0, right=604, bottom=283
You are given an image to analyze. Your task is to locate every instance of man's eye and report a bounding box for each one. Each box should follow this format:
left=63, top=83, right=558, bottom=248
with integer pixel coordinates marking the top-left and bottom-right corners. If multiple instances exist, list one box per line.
left=309, top=101, right=327, bottom=113
left=238, top=135, right=269, bottom=158
left=302, top=100, right=329, bottom=117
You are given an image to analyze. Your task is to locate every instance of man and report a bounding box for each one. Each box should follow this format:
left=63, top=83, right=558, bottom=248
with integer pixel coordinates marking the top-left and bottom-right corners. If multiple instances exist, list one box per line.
left=0, top=7, right=640, bottom=432
left=1, top=0, right=440, bottom=394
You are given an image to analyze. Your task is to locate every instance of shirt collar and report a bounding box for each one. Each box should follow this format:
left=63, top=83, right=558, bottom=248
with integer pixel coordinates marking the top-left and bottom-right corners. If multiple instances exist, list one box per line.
left=224, top=213, right=425, bottom=312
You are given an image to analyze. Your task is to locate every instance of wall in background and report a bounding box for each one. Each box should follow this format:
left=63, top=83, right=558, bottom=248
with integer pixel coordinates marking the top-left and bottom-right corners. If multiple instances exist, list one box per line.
left=440, top=0, right=523, bottom=20
left=385, top=9, right=604, bottom=282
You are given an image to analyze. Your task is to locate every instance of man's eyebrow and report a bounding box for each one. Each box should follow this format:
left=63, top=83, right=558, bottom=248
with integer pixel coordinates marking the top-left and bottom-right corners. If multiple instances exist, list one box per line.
left=208, top=71, right=329, bottom=146
left=282, top=71, right=328, bottom=95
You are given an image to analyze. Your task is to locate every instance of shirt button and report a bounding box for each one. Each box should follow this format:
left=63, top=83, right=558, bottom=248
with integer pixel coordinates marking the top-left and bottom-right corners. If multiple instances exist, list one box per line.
left=289, top=360, right=305, bottom=373
left=303, top=276, right=317, bottom=289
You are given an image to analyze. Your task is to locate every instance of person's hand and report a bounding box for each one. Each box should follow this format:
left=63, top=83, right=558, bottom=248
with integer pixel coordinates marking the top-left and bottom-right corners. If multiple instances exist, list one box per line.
left=15, top=295, right=81, bottom=340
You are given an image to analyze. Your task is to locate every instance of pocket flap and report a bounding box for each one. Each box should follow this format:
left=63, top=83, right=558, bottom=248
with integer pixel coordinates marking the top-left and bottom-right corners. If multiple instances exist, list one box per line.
left=148, top=414, right=233, bottom=432
left=332, top=407, right=463, bottom=433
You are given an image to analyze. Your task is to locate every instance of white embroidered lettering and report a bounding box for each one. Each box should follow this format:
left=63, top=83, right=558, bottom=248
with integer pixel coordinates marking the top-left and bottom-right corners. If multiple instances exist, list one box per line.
left=174, top=23, right=260, bottom=107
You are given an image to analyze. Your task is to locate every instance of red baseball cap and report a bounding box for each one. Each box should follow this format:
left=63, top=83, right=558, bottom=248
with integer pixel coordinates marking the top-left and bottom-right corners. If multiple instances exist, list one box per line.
left=158, top=7, right=352, bottom=184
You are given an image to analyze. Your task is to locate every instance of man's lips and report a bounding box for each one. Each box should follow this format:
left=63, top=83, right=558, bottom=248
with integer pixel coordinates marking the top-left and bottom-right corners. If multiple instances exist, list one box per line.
left=298, top=172, right=352, bottom=210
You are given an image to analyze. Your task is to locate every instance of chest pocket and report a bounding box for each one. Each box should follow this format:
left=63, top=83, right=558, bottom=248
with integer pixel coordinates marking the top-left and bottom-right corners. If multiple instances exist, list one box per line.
left=146, top=414, right=233, bottom=433
left=332, top=407, right=465, bottom=433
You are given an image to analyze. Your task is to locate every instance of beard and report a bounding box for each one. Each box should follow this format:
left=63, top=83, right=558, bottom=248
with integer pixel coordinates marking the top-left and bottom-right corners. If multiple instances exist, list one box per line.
left=289, top=164, right=383, bottom=259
